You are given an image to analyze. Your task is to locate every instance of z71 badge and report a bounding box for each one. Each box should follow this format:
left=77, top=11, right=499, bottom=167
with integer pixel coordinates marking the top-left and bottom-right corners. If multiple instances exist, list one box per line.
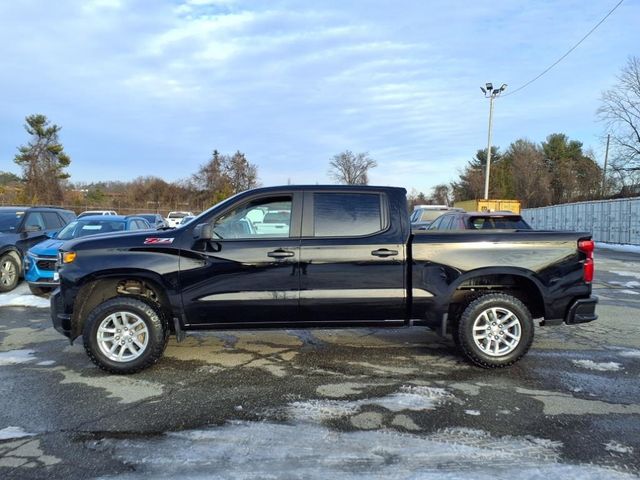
left=144, top=237, right=174, bottom=245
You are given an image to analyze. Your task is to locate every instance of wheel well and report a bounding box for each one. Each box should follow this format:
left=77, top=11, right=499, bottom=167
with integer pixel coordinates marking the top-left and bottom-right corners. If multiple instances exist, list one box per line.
left=448, top=274, right=545, bottom=320
left=72, top=277, right=172, bottom=337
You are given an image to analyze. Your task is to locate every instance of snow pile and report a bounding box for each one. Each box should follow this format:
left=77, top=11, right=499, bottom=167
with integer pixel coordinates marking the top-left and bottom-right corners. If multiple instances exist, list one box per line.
left=0, top=283, right=50, bottom=308
left=0, top=349, right=37, bottom=366
left=572, top=360, right=623, bottom=372
left=0, top=426, right=35, bottom=440
left=91, top=421, right=638, bottom=480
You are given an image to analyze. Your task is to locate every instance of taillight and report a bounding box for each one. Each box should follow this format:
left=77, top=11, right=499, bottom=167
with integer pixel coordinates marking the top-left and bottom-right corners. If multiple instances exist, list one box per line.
left=578, top=239, right=594, bottom=283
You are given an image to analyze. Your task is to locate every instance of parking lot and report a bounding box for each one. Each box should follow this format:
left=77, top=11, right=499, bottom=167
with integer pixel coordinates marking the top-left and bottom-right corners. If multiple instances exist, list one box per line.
left=0, top=247, right=639, bottom=479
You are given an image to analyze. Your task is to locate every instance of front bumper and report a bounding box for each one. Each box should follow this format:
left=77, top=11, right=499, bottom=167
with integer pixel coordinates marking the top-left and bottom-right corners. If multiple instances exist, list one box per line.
left=565, top=296, right=598, bottom=324
left=50, top=288, right=72, bottom=338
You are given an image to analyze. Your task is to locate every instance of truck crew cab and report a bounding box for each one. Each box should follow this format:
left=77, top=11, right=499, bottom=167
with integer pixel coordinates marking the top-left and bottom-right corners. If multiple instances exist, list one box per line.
left=51, top=185, right=597, bottom=374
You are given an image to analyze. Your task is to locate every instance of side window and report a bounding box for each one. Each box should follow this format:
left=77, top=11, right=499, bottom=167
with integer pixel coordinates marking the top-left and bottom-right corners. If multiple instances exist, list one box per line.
left=42, top=212, right=64, bottom=229
left=24, top=212, right=46, bottom=231
left=440, top=216, right=454, bottom=230
left=313, top=193, right=383, bottom=237
left=139, top=220, right=150, bottom=229
left=427, top=216, right=443, bottom=230
left=213, top=196, right=292, bottom=239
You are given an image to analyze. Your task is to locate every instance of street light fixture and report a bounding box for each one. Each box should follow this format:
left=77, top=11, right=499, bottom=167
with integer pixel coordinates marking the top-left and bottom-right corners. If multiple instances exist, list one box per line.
left=481, top=82, right=507, bottom=200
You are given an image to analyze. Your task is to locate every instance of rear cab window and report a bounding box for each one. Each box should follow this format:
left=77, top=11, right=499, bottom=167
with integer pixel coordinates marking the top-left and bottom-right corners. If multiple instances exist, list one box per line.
left=312, top=192, right=385, bottom=237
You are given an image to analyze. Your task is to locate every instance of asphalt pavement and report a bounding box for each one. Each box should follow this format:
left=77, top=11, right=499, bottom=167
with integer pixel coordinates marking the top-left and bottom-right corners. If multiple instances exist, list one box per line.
left=1, top=248, right=639, bottom=479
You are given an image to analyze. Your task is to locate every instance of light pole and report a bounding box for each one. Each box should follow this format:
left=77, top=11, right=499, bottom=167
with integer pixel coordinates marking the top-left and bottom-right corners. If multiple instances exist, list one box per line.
left=480, top=82, right=507, bottom=200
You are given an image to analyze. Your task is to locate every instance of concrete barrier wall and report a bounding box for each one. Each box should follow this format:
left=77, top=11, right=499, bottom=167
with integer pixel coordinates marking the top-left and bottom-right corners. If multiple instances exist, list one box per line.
left=522, top=197, right=640, bottom=245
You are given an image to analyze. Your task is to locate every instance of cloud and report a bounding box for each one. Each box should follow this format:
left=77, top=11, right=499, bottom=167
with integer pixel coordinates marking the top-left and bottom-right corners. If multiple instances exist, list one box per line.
left=0, top=0, right=638, bottom=192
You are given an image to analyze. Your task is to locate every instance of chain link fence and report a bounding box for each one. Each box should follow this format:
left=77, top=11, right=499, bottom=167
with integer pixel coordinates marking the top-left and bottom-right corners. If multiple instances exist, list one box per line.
left=522, top=197, right=640, bottom=245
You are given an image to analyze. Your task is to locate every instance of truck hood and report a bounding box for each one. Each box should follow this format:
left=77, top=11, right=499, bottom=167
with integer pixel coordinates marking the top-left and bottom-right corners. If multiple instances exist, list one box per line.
left=28, top=239, right=65, bottom=256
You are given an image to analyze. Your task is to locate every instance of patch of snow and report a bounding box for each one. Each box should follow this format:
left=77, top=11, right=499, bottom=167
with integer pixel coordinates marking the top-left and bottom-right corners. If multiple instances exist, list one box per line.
left=36, top=360, right=56, bottom=366
left=0, top=283, right=50, bottom=308
left=367, top=386, right=452, bottom=412
left=0, top=349, right=36, bottom=366
left=465, top=410, right=481, bottom=416
left=91, top=421, right=638, bottom=480
left=598, top=243, right=640, bottom=254
left=288, top=385, right=453, bottom=422
left=619, top=289, right=640, bottom=295
left=618, top=349, right=640, bottom=358
left=610, top=280, right=640, bottom=288
left=572, top=360, right=623, bottom=372
left=605, top=441, right=634, bottom=454
left=0, top=426, right=35, bottom=440
left=611, top=270, right=640, bottom=280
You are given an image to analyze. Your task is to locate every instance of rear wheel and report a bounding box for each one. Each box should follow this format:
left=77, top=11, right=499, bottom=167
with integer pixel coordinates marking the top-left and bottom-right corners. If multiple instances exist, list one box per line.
left=28, top=284, right=51, bottom=296
left=83, top=297, right=169, bottom=374
left=0, top=254, right=20, bottom=293
left=455, top=293, right=534, bottom=368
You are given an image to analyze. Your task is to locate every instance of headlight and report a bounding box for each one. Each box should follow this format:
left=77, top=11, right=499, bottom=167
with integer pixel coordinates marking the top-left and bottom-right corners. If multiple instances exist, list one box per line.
left=61, top=251, right=76, bottom=264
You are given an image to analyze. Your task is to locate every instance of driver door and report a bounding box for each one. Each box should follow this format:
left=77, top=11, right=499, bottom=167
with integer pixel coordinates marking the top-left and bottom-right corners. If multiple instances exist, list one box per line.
left=180, top=192, right=302, bottom=326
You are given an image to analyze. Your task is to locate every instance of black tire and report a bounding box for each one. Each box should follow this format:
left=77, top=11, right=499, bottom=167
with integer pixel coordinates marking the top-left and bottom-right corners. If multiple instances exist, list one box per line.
left=455, top=293, right=534, bottom=368
left=0, top=254, right=20, bottom=293
left=83, top=296, right=169, bottom=374
left=28, top=284, right=51, bottom=296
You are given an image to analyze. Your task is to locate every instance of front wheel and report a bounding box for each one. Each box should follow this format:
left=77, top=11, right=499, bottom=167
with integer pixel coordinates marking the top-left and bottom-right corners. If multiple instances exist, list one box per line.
left=0, top=254, right=20, bottom=293
left=83, top=297, right=169, bottom=374
left=455, top=293, right=534, bottom=368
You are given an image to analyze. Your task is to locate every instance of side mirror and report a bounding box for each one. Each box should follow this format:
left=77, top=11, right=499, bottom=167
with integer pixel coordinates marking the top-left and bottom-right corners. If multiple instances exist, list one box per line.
left=46, top=230, right=58, bottom=239
left=193, top=223, right=213, bottom=240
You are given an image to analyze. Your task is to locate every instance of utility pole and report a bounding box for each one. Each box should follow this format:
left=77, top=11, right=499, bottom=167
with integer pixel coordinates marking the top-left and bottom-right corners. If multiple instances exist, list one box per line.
left=602, top=133, right=610, bottom=197
left=480, top=83, right=507, bottom=200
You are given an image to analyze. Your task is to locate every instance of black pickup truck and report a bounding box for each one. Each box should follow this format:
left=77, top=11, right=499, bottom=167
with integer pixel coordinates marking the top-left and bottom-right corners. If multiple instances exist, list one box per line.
left=51, top=185, right=597, bottom=374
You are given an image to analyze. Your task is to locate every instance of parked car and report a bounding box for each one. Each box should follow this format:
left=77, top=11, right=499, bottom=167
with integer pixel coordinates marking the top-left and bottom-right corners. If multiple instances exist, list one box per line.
left=166, top=211, right=194, bottom=228
left=77, top=210, right=117, bottom=218
left=136, top=213, right=168, bottom=229
left=179, top=215, right=195, bottom=225
left=410, top=205, right=462, bottom=230
left=24, top=215, right=152, bottom=295
left=0, top=206, right=75, bottom=292
left=51, top=185, right=597, bottom=374
left=427, top=212, right=531, bottom=231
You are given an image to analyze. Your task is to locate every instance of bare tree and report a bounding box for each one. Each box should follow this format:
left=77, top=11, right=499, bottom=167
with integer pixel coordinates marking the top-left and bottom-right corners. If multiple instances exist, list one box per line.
left=430, top=184, right=451, bottom=205
left=328, top=150, right=377, bottom=185
left=597, top=56, right=640, bottom=171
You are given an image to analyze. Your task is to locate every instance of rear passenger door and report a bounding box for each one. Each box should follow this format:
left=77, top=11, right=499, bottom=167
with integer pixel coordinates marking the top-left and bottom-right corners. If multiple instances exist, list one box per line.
left=298, top=190, right=407, bottom=324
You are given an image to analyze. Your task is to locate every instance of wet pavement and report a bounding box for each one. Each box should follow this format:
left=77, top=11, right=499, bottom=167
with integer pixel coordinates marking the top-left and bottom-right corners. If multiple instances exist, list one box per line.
left=1, top=248, right=639, bottom=479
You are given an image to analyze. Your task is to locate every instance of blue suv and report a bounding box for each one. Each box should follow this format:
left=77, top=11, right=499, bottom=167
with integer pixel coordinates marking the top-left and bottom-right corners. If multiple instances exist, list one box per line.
left=24, top=215, right=152, bottom=295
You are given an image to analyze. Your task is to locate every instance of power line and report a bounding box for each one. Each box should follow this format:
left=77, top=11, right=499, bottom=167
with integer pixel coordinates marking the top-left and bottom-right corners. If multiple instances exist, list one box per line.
left=503, top=0, right=625, bottom=97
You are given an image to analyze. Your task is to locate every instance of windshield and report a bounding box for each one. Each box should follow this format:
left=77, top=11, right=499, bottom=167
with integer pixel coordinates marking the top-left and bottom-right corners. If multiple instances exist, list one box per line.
left=0, top=211, right=23, bottom=233
left=58, top=219, right=126, bottom=240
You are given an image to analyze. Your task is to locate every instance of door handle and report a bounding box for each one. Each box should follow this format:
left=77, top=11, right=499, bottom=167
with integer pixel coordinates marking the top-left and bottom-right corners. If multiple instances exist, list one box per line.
left=371, top=248, right=398, bottom=258
left=267, top=249, right=295, bottom=259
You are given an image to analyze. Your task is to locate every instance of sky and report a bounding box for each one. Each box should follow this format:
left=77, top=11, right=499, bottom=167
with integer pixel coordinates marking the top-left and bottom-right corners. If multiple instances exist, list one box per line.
left=0, top=0, right=638, bottom=193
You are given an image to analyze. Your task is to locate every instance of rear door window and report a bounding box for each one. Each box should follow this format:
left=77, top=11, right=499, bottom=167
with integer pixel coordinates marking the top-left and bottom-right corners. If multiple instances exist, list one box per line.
left=313, top=193, right=384, bottom=237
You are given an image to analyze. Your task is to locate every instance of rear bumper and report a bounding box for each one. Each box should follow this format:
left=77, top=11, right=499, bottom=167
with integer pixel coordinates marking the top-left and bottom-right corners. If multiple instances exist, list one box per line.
left=565, top=296, right=598, bottom=325
left=50, top=288, right=72, bottom=339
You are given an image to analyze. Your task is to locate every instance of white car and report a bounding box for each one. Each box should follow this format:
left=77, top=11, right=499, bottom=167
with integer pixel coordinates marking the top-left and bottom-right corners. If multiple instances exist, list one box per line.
left=77, top=210, right=117, bottom=218
left=166, top=211, right=194, bottom=228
